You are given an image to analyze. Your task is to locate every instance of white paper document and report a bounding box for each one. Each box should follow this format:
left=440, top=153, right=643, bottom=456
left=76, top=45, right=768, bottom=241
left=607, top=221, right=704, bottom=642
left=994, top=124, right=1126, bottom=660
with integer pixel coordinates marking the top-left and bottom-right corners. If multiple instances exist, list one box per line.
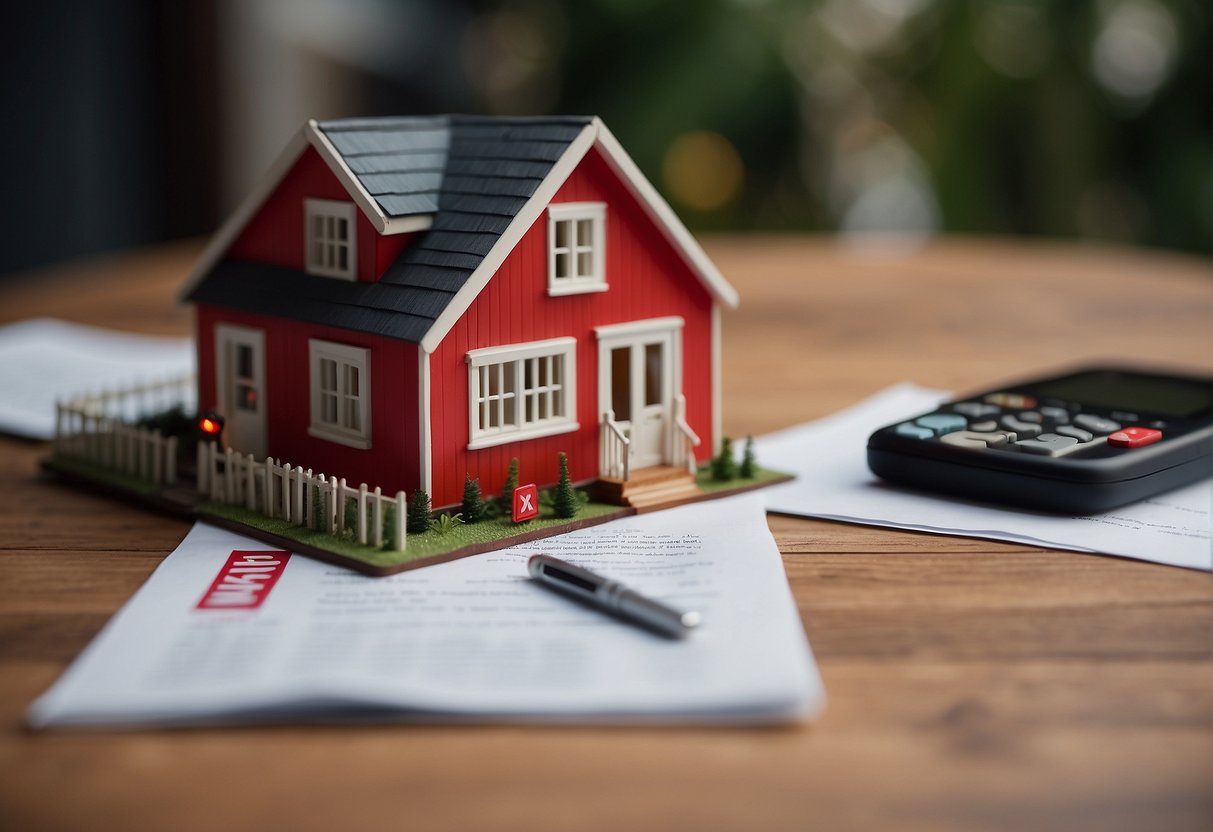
left=758, top=384, right=1212, bottom=571
left=0, top=318, right=195, bottom=439
left=29, top=495, right=824, bottom=727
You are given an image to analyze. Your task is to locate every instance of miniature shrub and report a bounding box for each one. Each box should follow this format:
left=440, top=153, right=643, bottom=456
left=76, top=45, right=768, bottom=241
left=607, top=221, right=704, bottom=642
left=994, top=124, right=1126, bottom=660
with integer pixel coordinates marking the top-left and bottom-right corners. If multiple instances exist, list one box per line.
left=500, top=458, right=519, bottom=513
left=484, top=495, right=502, bottom=519
left=312, top=485, right=327, bottom=532
left=135, top=404, right=192, bottom=438
left=407, top=489, right=432, bottom=534
left=381, top=503, right=397, bottom=549
left=711, top=436, right=737, bottom=482
left=429, top=513, right=464, bottom=535
left=554, top=452, right=579, bottom=519
left=739, top=435, right=757, bottom=479
left=343, top=497, right=358, bottom=536
left=461, top=475, right=488, bottom=523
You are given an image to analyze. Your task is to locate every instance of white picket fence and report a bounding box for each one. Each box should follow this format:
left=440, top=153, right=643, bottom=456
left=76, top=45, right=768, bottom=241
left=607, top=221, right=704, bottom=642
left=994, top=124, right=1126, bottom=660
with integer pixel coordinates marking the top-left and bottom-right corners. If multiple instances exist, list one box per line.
left=197, top=441, right=407, bottom=551
left=58, top=374, right=195, bottom=424
left=54, top=403, right=179, bottom=486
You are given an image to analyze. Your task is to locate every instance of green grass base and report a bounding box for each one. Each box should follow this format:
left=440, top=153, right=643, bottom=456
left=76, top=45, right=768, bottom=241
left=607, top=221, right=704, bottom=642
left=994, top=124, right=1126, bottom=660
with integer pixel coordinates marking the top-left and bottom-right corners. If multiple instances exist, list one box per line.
left=695, top=464, right=791, bottom=493
left=197, top=498, right=625, bottom=570
left=49, top=454, right=163, bottom=497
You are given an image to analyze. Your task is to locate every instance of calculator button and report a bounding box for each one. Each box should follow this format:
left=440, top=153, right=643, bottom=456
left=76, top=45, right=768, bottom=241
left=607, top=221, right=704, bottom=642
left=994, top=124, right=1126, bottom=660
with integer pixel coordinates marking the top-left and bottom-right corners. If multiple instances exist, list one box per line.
left=1001, top=415, right=1042, bottom=437
left=1014, top=433, right=1080, bottom=456
left=939, top=430, right=1015, bottom=448
left=1073, top=414, right=1120, bottom=434
left=953, top=402, right=1000, bottom=418
left=969, top=419, right=998, bottom=432
left=1039, top=406, right=1070, bottom=423
left=1107, top=427, right=1163, bottom=448
left=1018, top=411, right=1044, bottom=423
left=985, top=392, right=1036, bottom=408
left=1056, top=425, right=1094, bottom=442
left=1111, top=411, right=1139, bottom=424
left=895, top=422, right=934, bottom=439
left=915, top=414, right=967, bottom=436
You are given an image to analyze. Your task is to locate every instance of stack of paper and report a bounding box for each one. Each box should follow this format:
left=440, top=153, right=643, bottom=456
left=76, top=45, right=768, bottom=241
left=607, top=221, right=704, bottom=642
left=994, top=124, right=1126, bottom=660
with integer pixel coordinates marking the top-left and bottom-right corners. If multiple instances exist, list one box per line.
left=757, top=384, right=1212, bottom=571
left=29, top=495, right=824, bottom=727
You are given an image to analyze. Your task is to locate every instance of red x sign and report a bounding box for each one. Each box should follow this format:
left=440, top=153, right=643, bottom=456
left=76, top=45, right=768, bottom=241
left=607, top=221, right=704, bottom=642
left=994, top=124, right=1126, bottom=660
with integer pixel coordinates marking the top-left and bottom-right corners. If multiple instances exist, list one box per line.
left=513, top=483, right=539, bottom=522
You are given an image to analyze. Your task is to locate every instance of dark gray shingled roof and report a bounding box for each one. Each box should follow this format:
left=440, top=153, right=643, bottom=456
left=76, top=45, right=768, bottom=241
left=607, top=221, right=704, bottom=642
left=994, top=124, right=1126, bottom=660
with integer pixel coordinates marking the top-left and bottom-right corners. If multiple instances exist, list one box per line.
left=187, top=115, right=594, bottom=343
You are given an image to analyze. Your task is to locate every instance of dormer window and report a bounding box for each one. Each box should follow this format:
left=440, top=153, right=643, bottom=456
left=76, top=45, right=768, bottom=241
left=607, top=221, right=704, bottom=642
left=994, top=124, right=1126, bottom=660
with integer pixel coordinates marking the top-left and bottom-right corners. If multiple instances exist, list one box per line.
left=547, top=202, right=606, bottom=295
left=305, top=198, right=357, bottom=281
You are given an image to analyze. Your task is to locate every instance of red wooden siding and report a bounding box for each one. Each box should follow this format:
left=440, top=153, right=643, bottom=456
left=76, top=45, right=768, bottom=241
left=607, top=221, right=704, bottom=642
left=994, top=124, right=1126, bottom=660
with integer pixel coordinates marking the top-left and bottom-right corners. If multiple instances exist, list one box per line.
left=227, top=147, right=410, bottom=283
left=427, top=147, right=715, bottom=508
left=195, top=303, right=420, bottom=495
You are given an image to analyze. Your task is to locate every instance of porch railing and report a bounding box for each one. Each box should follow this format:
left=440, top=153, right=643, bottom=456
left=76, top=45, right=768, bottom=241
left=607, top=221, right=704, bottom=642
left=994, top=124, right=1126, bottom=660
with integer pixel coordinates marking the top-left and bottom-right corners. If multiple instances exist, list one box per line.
left=600, top=409, right=631, bottom=480
left=671, top=394, right=701, bottom=474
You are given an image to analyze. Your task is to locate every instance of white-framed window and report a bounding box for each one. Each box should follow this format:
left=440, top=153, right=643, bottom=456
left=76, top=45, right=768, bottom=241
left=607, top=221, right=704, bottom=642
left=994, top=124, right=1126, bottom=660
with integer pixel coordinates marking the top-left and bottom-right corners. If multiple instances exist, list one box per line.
left=547, top=202, right=606, bottom=296
left=466, top=337, right=578, bottom=450
left=308, top=339, right=371, bottom=449
left=305, top=198, right=357, bottom=281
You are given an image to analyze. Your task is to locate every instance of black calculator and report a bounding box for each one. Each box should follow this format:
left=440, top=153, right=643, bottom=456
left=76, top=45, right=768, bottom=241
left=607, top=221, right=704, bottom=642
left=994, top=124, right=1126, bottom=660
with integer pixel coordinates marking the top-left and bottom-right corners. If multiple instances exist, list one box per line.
left=866, top=365, right=1213, bottom=513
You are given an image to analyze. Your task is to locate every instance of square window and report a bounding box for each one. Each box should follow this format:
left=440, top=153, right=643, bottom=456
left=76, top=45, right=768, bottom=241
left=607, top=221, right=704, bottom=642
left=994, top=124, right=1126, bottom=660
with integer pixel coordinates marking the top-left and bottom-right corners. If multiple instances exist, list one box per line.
left=309, top=339, right=371, bottom=449
left=547, top=203, right=606, bottom=295
left=305, top=199, right=358, bottom=281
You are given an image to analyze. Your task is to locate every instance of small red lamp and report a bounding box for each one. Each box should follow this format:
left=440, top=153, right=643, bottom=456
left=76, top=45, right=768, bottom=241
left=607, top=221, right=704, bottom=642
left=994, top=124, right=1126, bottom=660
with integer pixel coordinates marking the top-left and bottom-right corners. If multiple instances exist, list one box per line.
left=198, top=410, right=225, bottom=437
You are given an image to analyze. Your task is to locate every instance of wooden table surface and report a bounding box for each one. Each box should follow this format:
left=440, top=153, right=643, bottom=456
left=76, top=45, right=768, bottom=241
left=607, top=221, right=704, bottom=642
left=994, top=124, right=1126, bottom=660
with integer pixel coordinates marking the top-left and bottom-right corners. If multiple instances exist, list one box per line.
left=1, top=236, right=1209, bottom=832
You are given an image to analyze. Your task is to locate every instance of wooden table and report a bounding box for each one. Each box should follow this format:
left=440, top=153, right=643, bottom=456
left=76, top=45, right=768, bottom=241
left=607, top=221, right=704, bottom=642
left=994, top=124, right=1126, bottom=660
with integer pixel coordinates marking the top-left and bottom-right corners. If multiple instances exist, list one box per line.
left=1, top=237, right=1209, bottom=832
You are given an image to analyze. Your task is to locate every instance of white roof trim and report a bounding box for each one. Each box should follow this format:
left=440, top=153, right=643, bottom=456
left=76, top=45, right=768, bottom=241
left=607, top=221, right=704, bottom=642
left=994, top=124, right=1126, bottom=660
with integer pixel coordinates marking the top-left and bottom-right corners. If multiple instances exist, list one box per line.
left=590, top=118, right=739, bottom=310
left=178, top=127, right=310, bottom=301
left=306, top=120, right=438, bottom=236
left=179, top=121, right=433, bottom=302
left=419, top=122, right=599, bottom=353
left=383, top=215, right=435, bottom=235
left=419, top=119, right=739, bottom=352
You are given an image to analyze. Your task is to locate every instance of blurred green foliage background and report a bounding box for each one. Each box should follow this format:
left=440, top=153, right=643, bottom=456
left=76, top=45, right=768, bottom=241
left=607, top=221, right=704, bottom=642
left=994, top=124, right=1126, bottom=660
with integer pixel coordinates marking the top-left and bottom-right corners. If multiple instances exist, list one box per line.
left=458, top=0, right=1209, bottom=251
left=3, top=0, right=1207, bottom=277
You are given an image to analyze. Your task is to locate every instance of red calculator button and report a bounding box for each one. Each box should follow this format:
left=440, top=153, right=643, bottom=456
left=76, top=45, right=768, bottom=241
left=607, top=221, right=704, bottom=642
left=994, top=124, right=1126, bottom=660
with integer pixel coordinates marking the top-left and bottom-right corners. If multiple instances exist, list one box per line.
left=1107, top=427, right=1163, bottom=448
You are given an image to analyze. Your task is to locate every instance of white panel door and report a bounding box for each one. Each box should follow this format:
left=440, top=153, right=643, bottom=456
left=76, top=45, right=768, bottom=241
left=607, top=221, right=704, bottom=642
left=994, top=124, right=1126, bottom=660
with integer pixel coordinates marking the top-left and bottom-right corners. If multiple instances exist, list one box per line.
left=600, top=324, right=676, bottom=471
left=215, top=324, right=267, bottom=458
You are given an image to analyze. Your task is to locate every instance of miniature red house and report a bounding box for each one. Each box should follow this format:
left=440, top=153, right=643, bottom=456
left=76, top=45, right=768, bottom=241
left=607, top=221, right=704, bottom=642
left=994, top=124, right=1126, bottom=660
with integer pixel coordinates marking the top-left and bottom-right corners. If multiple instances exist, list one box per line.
left=181, top=116, right=738, bottom=509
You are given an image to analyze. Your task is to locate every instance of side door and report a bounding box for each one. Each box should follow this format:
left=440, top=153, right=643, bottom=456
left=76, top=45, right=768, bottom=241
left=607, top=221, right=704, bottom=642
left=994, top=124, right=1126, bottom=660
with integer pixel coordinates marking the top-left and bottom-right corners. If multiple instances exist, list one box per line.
left=214, top=324, right=267, bottom=458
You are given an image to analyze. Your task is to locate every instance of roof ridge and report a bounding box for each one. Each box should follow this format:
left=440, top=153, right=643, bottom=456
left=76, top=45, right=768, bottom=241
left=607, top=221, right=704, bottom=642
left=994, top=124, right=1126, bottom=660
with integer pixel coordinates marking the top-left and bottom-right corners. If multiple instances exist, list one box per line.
left=318, top=115, right=595, bottom=134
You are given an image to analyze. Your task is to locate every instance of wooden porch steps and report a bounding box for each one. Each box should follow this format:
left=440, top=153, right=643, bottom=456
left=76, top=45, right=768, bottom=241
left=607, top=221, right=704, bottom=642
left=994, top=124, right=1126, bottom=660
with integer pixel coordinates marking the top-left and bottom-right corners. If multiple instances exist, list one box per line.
left=595, top=465, right=702, bottom=512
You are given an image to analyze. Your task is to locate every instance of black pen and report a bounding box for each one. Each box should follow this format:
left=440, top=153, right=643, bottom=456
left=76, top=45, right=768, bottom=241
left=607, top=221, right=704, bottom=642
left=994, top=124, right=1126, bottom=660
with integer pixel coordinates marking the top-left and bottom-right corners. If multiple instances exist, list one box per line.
left=527, top=554, right=701, bottom=639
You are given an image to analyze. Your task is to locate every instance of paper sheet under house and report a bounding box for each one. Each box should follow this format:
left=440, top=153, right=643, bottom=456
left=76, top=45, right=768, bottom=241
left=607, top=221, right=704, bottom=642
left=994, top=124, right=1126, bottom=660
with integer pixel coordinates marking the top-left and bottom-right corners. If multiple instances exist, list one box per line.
left=29, top=495, right=824, bottom=727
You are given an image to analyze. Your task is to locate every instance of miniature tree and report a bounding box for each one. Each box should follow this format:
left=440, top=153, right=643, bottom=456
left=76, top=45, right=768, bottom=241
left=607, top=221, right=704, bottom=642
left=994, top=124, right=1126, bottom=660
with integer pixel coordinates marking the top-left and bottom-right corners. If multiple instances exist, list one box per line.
left=711, top=436, right=737, bottom=482
left=312, top=485, right=327, bottom=532
left=461, top=474, right=488, bottom=523
left=381, top=503, right=397, bottom=549
left=406, top=489, right=432, bottom=534
left=739, top=435, right=757, bottom=479
left=500, top=457, right=519, bottom=514
left=554, top=452, right=579, bottom=518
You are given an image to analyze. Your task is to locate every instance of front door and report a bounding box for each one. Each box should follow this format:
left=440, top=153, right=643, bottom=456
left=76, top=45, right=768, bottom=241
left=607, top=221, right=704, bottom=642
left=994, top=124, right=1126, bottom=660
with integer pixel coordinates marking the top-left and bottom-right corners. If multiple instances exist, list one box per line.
left=598, top=320, right=679, bottom=471
left=215, top=324, right=267, bottom=458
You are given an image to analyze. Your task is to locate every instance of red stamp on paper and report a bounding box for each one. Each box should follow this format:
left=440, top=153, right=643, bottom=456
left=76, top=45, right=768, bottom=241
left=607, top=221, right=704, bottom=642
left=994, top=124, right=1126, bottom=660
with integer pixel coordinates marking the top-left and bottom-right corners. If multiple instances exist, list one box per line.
left=196, top=550, right=291, bottom=611
left=512, top=483, right=539, bottom=522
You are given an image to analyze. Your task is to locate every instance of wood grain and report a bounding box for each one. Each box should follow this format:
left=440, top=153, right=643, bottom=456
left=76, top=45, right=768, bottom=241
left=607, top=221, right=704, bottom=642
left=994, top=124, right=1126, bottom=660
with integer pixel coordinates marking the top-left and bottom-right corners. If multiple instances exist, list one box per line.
left=0, top=235, right=1209, bottom=832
